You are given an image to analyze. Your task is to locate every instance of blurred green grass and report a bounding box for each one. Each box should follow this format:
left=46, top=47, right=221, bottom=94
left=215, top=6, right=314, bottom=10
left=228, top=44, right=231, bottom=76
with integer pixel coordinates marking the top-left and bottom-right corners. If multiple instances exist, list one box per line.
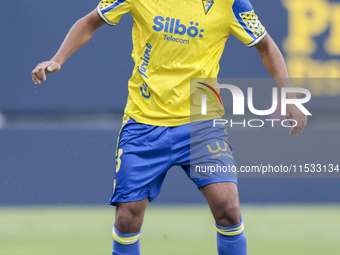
left=0, top=205, right=339, bottom=255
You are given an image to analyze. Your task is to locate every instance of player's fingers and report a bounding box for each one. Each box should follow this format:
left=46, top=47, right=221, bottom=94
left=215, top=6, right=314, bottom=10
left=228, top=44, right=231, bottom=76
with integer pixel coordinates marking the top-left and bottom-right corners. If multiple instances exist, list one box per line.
left=32, top=63, right=46, bottom=81
left=32, top=61, right=60, bottom=84
left=287, top=117, right=299, bottom=137
left=32, top=64, right=44, bottom=84
left=289, top=115, right=307, bottom=137
left=31, top=68, right=38, bottom=84
left=289, top=127, right=297, bottom=137
left=290, top=124, right=303, bottom=137
left=287, top=119, right=295, bottom=127
left=31, top=74, right=38, bottom=84
left=290, top=126, right=300, bottom=137
left=47, top=65, right=54, bottom=73
left=46, top=62, right=60, bottom=74
left=32, top=74, right=41, bottom=85
left=39, top=62, right=53, bottom=80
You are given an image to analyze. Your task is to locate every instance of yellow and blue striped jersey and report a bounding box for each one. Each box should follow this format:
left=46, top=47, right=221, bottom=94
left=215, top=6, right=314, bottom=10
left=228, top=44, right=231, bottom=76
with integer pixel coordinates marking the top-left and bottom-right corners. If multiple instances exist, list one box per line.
left=97, top=0, right=267, bottom=126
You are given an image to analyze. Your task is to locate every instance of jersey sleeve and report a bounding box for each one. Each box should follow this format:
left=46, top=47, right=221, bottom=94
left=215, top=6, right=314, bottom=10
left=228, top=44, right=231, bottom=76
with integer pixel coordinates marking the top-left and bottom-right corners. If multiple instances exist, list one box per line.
left=229, top=0, right=267, bottom=47
left=97, top=0, right=132, bottom=26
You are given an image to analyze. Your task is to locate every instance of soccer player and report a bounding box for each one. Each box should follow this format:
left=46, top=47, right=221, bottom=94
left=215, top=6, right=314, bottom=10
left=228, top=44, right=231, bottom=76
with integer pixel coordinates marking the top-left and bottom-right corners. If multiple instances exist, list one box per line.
left=32, top=0, right=307, bottom=254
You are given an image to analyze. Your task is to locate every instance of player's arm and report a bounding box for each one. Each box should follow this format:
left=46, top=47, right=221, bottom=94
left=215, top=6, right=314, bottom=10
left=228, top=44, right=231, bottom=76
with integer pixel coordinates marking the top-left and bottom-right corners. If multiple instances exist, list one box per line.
left=255, top=35, right=307, bottom=137
left=32, top=10, right=105, bottom=85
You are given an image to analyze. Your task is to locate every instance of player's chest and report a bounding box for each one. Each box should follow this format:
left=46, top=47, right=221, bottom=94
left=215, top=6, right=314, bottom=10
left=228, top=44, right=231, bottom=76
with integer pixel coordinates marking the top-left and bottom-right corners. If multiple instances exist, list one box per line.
left=132, top=0, right=234, bottom=37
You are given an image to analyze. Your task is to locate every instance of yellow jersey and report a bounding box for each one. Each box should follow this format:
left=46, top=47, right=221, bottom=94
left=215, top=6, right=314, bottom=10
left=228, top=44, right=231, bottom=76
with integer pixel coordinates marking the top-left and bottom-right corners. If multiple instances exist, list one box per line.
left=97, top=0, right=267, bottom=126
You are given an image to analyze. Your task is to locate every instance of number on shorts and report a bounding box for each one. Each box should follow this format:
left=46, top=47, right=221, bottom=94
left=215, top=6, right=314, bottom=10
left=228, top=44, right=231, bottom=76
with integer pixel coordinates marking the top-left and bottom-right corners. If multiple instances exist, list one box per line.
left=116, top=149, right=123, bottom=172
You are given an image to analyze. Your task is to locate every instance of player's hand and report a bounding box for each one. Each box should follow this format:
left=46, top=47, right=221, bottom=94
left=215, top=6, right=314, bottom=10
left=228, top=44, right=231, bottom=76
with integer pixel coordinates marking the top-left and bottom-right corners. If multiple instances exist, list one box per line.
left=31, top=60, right=61, bottom=85
left=285, top=104, right=307, bottom=137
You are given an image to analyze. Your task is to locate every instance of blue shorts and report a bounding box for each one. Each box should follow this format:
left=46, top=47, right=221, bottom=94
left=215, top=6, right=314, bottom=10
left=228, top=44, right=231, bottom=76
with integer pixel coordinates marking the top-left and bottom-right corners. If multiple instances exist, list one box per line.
left=109, top=116, right=238, bottom=206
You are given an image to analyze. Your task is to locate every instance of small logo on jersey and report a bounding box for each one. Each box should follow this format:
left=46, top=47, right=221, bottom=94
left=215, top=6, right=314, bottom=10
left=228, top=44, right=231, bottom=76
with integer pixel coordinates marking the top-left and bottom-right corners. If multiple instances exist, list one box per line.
left=138, top=43, right=152, bottom=79
left=153, top=16, right=204, bottom=44
left=140, top=83, right=151, bottom=98
left=202, top=0, right=214, bottom=15
left=240, top=11, right=265, bottom=37
left=99, top=0, right=118, bottom=10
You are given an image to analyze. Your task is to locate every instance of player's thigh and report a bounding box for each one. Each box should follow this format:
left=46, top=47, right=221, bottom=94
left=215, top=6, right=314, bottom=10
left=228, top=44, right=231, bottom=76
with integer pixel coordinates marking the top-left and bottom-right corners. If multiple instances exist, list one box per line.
left=111, top=117, right=172, bottom=205
left=186, top=119, right=238, bottom=180
left=200, top=182, right=241, bottom=226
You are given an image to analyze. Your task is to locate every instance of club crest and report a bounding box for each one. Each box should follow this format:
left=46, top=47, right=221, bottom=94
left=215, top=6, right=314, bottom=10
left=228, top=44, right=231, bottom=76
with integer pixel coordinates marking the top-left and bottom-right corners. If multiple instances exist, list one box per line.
left=202, top=0, right=214, bottom=15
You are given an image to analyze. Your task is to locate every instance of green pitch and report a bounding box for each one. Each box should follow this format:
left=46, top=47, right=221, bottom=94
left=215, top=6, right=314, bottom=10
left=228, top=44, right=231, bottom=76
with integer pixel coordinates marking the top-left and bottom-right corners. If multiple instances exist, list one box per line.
left=0, top=205, right=339, bottom=255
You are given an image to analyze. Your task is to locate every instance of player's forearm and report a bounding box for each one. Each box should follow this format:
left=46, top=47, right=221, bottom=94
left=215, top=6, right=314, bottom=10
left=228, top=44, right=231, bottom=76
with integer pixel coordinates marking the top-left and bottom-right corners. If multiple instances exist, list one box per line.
left=255, top=35, right=296, bottom=98
left=51, top=12, right=103, bottom=66
left=256, top=35, right=288, bottom=79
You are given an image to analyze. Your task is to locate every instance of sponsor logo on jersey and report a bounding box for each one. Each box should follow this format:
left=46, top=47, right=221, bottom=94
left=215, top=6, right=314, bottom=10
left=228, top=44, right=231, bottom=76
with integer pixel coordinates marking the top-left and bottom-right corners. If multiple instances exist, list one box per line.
left=138, top=43, right=152, bottom=79
left=152, top=16, right=204, bottom=44
left=140, top=83, right=151, bottom=98
left=239, top=11, right=265, bottom=37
